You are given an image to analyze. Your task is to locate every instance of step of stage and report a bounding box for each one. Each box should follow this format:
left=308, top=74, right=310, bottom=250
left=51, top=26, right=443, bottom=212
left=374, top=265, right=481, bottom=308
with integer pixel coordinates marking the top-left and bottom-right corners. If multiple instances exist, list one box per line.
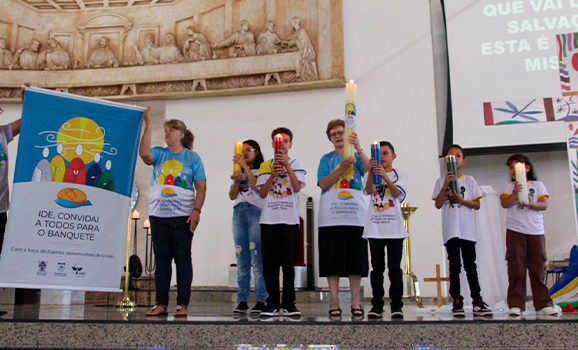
left=85, top=280, right=369, bottom=307
left=0, top=303, right=576, bottom=349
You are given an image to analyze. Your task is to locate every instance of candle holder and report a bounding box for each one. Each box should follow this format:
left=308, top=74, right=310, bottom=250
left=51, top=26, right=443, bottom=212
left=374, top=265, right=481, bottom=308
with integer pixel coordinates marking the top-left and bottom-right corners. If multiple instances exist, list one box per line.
left=401, top=202, right=423, bottom=308
left=129, top=217, right=140, bottom=291
left=144, top=225, right=155, bottom=276
left=117, top=215, right=135, bottom=311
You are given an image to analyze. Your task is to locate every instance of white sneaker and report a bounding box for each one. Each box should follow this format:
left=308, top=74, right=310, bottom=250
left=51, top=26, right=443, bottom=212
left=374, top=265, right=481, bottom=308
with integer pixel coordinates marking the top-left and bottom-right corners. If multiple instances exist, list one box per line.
left=509, top=307, right=522, bottom=316
left=536, top=306, right=559, bottom=316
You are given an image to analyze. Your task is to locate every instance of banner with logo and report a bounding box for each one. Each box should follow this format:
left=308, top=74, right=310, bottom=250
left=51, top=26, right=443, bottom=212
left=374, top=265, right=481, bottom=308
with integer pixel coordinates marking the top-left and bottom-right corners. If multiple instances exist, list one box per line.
left=0, top=87, right=144, bottom=291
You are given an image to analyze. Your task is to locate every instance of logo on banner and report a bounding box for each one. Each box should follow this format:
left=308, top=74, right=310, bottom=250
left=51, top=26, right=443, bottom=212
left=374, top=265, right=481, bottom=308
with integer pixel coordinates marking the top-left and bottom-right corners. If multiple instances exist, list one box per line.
left=37, top=261, right=48, bottom=276
left=71, top=264, right=85, bottom=277
left=55, top=188, right=92, bottom=208
left=55, top=262, right=67, bottom=277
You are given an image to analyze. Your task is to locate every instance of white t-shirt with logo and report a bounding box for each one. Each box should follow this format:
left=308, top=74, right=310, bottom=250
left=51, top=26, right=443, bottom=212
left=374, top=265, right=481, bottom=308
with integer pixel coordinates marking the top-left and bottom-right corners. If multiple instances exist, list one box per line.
left=233, top=168, right=264, bottom=209
left=432, top=174, right=482, bottom=244
left=500, top=180, right=548, bottom=235
left=363, top=169, right=408, bottom=239
left=257, top=158, right=306, bottom=225
left=0, top=124, right=14, bottom=213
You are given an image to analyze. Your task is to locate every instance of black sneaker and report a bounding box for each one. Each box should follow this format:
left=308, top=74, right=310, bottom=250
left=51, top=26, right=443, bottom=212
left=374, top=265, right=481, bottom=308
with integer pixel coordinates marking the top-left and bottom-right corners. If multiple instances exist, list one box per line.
left=472, top=299, right=493, bottom=316
left=282, top=304, right=302, bottom=317
left=391, top=308, right=404, bottom=320
left=260, top=306, right=280, bottom=317
left=233, top=301, right=249, bottom=314
left=367, top=306, right=383, bottom=319
left=250, top=301, right=266, bottom=314
left=0, top=310, right=6, bottom=317
left=452, top=297, right=465, bottom=317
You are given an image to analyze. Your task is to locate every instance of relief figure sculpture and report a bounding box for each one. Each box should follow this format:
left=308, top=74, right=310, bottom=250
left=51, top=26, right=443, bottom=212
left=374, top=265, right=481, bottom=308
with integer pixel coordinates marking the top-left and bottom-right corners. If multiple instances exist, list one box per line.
left=213, top=20, right=256, bottom=57
left=86, top=37, right=119, bottom=68
left=183, top=26, right=212, bottom=61
left=282, top=17, right=318, bottom=81
left=135, top=34, right=160, bottom=65
left=256, top=21, right=281, bottom=55
left=0, top=38, right=14, bottom=69
left=12, top=39, right=42, bottom=70
left=158, top=33, right=183, bottom=64
left=42, top=38, right=70, bottom=70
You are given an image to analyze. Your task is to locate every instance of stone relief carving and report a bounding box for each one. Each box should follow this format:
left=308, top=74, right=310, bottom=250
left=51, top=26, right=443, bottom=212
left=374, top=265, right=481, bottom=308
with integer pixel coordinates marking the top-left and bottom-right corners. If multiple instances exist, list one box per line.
left=87, top=37, right=119, bottom=68
left=0, top=0, right=343, bottom=100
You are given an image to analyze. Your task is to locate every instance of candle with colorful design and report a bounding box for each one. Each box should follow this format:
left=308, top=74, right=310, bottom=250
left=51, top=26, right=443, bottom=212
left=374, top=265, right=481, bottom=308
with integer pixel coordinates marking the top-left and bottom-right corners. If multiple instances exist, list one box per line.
left=344, top=80, right=357, bottom=160
left=371, top=141, right=382, bottom=185
left=233, top=142, right=243, bottom=173
left=274, top=133, right=283, bottom=168
left=514, top=162, right=529, bottom=205
left=445, top=155, right=459, bottom=193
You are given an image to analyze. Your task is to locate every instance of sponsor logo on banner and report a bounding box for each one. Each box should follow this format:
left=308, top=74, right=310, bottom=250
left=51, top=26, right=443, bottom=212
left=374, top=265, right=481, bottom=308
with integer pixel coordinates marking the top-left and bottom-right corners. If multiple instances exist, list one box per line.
left=37, top=261, right=48, bottom=276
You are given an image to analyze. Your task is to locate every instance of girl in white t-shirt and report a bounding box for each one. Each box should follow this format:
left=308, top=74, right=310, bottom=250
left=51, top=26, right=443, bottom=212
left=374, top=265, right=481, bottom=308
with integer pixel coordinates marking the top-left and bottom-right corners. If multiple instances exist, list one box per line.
left=500, top=154, right=557, bottom=317
left=229, top=139, right=267, bottom=315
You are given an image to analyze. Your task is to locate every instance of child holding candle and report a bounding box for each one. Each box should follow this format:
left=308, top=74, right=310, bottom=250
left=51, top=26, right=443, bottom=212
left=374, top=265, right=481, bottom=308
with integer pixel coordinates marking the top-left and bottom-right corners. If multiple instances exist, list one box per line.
left=229, top=140, right=267, bottom=315
left=257, top=127, right=306, bottom=318
left=364, top=141, right=407, bottom=320
left=500, top=154, right=558, bottom=317
left=432, top=144, right=492, bottom=317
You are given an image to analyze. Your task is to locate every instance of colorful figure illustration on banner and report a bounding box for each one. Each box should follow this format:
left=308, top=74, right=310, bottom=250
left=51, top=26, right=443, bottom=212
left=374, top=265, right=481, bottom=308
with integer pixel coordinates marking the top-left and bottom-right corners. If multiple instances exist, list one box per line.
left=34, top=116, right=117, bottom=192
left=50, top=144, right=66, bottom=182
left=557, top=32, right=578, bottom=95
left=32, top=147, right=52, bottom=182
left=86, top=153, right=102, bottom=186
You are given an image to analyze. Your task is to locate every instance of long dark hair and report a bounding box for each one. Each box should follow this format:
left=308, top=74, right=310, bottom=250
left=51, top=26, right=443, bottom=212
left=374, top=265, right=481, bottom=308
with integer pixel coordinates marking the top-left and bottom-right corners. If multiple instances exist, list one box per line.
left=243, top=139, right=263, bottom=170
left=506, top=154, right=537, bottom=181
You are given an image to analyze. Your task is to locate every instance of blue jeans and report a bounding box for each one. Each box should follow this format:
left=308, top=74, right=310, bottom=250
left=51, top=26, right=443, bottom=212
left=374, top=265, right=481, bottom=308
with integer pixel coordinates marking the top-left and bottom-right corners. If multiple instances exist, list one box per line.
left=232, top=202, right=267, bottom=302
left=150, top=216, right=193, bottom=306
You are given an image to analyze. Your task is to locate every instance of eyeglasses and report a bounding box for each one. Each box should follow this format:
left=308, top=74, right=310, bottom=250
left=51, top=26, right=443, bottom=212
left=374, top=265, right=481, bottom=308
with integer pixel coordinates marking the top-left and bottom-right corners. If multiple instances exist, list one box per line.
left=244, top=148, right=256, bottom=153
left=329, top=130, right=344, bottom=138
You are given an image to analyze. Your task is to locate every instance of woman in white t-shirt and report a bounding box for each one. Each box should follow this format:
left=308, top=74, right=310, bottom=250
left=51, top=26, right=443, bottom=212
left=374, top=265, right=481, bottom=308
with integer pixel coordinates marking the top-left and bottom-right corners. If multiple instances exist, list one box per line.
left=500, top=154, right=557, bottom=317
left=229, top=139, right=267, bottom=315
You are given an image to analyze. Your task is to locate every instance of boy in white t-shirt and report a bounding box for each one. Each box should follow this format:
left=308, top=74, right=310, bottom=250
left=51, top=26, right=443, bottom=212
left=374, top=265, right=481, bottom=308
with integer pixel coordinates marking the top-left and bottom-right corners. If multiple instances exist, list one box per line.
left=432, top=144, right=492, bottom=317
left=256, top=127, right=306, bottom=318
left=364, top=141, right=408, bottom=320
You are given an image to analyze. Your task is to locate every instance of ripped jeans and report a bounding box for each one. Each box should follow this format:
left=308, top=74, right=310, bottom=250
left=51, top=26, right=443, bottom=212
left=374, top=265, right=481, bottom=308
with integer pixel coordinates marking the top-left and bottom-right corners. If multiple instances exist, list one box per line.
left=232, top=202, right=267, bottom=302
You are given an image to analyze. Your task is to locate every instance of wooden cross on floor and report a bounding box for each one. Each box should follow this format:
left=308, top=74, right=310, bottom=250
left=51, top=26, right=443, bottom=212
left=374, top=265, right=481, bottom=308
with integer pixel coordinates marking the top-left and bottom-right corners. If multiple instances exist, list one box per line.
left=423, top=264, right=450, bottom=307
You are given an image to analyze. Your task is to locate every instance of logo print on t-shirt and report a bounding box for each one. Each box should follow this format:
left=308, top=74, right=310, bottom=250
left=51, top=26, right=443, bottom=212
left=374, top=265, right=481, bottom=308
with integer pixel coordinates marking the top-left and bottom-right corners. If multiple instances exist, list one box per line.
left=268, top=175, right=292, bottom=199
left=372, top=185, right=394, bottom=212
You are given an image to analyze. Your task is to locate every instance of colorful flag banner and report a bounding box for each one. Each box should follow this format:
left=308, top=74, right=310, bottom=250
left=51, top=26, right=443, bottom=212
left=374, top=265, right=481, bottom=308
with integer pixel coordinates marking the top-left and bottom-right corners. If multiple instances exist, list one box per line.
left=0, top=87, right=144, bottom=291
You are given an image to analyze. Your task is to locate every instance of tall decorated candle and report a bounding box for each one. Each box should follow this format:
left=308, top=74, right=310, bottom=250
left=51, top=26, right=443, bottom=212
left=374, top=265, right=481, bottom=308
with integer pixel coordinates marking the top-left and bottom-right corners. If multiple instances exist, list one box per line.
left=344, top=80, right=357, bottom=160
left=514, top=162, right=529, bottom=205
left=233, top=142, right=243, bottom=173
left=273, top=133, right=283, bottom=168
left=445, top=155, right=459, bottom=193
left=370, top=141, right=382, bottom=185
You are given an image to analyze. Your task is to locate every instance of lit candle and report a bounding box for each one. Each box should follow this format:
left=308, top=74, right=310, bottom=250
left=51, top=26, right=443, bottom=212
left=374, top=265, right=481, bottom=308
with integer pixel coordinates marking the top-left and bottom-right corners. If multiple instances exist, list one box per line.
left=370, top=141, right=381, bottom=185
left=233, top=142, right=243, bottom=173
left=344, top=80, right=357, bottom=160
left=445, top=155, right=459, bottom=193
left=274, top=133, right=283, bottom=168
left=132, top=210, right=140, bottom=219
left=143, top=219, right=150, bottom=229
left=514, top=162, right=529, bottom=205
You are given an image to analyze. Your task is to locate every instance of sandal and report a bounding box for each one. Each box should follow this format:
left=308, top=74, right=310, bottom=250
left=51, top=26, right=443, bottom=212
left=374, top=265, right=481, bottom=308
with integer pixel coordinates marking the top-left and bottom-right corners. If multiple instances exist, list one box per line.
left=351, top=307, right=364, bottom=317
left=174, top=305, right=188, bottom=317
left=145, top=305, right=168, bottom=316
left=328, top=307, right=342, bottom=317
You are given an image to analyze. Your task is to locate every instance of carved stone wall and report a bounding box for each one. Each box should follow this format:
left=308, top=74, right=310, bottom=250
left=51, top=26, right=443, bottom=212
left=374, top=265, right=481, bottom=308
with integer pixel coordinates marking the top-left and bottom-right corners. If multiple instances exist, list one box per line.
left=0, top=0, right=344, bottom=101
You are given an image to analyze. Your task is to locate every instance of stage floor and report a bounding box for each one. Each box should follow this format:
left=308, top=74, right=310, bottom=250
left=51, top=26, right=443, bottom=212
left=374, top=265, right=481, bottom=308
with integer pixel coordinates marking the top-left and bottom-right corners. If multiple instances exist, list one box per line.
left=0, top=301, right=577, bottom=349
